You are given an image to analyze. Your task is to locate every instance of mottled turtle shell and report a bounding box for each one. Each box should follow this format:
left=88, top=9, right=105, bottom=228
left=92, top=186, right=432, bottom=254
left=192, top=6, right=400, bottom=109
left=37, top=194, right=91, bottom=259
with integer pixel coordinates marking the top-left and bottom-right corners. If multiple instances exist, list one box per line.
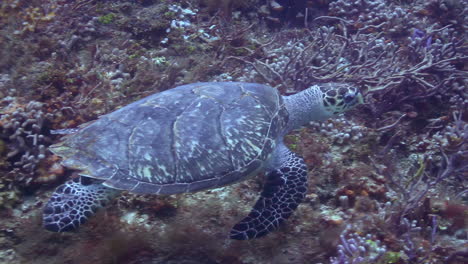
left=51, top=82, right=289, bottom=194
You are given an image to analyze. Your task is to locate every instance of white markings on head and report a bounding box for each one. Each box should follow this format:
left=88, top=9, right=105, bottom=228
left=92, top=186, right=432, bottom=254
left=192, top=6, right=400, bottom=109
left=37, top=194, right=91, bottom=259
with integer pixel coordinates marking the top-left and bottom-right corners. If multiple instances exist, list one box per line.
left=143, top=153, right=152, bottom=161
left=141, top=166, right=153, bottom=181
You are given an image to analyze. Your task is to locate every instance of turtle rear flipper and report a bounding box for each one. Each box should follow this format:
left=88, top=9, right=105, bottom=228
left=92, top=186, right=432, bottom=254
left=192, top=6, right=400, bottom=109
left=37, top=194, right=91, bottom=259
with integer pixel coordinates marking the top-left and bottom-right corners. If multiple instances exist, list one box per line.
left=230, top=148, right=308, bottom=240
left=43, top=177, right=119, bottom=232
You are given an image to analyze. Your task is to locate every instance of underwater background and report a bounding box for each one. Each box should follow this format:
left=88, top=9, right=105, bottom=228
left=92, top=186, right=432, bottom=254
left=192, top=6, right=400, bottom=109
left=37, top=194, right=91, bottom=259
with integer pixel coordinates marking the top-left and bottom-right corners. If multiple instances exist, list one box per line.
left=0, top=0, right=466, bottom=263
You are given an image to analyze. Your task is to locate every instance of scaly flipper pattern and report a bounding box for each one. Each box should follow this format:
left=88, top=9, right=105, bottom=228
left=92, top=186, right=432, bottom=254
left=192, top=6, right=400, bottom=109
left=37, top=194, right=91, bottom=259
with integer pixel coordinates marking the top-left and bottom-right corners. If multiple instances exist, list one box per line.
left=230, top=151, right=308, bottom=240
left=43, top=176, right=119, bottom=232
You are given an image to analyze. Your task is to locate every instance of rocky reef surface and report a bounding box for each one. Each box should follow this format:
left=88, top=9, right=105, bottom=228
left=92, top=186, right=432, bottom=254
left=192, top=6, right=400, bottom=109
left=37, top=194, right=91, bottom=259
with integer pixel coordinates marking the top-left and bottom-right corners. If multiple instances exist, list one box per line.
left=0, top=0, right=466, bottom=263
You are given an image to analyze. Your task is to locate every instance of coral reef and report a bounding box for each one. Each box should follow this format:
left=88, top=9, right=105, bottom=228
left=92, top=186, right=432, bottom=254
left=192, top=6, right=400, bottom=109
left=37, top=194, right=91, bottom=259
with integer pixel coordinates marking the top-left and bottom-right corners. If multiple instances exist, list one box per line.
left=330, top=231, right=387, bottom=264
left=0, top=0, right=466, bottom=263
left=0, top=97, right=64, bottom=188
left=1, top=99, right=49, bottom=179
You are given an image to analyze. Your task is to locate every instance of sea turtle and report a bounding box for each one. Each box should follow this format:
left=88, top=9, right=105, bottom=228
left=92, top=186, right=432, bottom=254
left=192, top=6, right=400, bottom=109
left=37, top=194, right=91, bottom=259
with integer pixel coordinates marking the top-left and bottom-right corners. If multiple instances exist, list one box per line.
left=43, top=82, right=363, bottom=240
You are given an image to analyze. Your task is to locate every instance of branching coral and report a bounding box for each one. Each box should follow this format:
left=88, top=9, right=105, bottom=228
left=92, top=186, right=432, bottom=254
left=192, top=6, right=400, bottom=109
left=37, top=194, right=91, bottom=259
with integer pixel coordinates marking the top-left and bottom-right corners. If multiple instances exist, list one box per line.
left=0, top=97, right=54, bottom=187
left=373, top=110, right=466, bottom=223
left=330, top=230, right=387, bottom=264
left=225, top=17, right=401, bottom=92
left=346, top=110, right=467, bottom=263
left=329, top=0, right=413, bottom=35
left=226, top=18, right=466, bottom=114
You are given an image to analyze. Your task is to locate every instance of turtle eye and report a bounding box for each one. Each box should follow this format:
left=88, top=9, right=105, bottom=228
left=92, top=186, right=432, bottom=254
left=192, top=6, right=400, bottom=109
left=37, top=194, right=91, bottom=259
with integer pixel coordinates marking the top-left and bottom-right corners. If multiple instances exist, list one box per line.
left=344, top=94, right=355, bottom=103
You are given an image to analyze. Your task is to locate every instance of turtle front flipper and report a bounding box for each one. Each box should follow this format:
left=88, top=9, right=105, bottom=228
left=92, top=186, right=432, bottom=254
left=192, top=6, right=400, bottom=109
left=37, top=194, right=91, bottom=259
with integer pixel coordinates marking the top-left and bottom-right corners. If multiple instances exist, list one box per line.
left=43, top=176, right=119, bottom=232
left=230, top=148, right=308, bottom=240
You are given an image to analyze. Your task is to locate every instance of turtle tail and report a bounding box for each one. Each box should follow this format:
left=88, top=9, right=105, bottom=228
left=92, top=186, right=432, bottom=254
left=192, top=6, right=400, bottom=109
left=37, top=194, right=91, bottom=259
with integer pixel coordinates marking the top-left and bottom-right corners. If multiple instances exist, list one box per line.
left=43, top=176, right=119, bottom=232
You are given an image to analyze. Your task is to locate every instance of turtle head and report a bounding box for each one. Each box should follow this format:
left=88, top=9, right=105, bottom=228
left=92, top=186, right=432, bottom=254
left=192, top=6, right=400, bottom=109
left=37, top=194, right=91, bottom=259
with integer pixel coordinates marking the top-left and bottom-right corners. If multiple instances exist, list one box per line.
left=319, top=83, right=363, bottom=115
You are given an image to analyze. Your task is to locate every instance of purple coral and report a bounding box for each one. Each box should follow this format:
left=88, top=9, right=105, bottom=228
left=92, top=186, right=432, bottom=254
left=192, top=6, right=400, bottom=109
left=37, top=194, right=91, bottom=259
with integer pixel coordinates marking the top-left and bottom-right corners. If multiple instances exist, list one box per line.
left=330, top=231, right=387, bottom=264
